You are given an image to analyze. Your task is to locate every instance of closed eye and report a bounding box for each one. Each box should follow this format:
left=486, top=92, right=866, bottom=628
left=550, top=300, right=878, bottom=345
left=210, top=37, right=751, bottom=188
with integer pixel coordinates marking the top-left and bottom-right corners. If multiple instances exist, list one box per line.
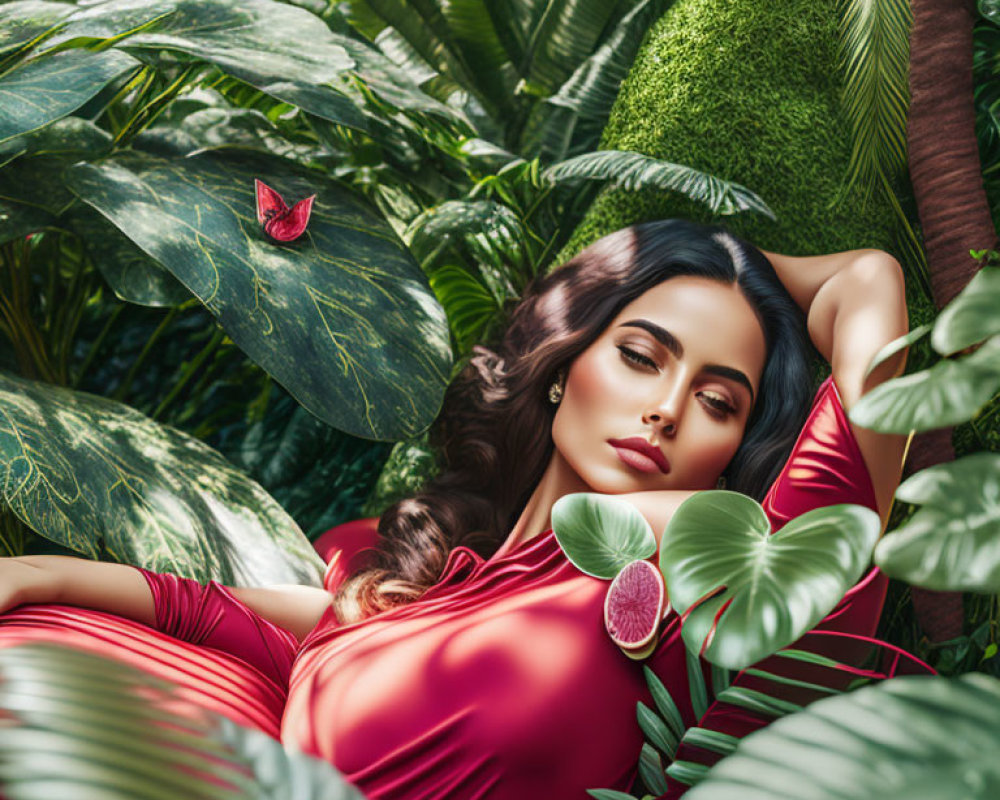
left=698, top=392, right=736, bottom=418
left=617, top=345, right=658, bottom=370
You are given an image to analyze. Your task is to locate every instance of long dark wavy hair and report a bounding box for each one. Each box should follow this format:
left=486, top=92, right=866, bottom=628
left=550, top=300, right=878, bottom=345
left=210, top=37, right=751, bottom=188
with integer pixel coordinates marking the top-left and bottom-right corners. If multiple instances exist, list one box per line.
left=332, top=219, right=814, bottom=623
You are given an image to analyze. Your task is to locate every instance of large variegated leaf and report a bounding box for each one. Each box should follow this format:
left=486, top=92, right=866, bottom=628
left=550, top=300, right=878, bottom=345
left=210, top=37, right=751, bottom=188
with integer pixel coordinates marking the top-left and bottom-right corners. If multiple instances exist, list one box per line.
left=874, top=452, right=1000, bottom=592
left=0, top=370, right=324, bottom=586
left=0, top=0, right=74, bottom=58
left=0, top=645, right=365, bottom=800
left=849, top=335, right=1000, bottom=433
left=64, top=203, right=190, bottom=307
left=660, top=492, right=880, bottom=671
left=0, top=48, right=139, bottom=143
left=686, top=673, right=1000, bottom=800
left=64, top=150, right=452, bottom=440
left=41, top=0, right=368, bottom=132
left=543, top=151, right=776, bottom=218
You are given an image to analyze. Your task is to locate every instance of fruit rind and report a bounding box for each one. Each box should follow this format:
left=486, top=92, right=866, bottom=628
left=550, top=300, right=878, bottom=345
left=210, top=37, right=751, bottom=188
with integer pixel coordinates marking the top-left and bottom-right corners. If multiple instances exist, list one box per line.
left=604, top=558, right=667, bottom=658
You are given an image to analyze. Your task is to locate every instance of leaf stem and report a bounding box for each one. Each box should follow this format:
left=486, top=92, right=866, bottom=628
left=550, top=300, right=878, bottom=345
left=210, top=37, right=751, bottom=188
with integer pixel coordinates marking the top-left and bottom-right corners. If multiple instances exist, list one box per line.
left=112, top=306, right=180, bottom=402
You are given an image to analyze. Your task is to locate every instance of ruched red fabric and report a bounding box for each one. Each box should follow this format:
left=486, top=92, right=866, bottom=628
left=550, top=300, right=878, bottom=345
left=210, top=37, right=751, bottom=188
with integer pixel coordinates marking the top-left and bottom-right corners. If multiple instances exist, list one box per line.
left=285, top=375, right=898, bottom=799
left=0, top=568, right=295, bottom=738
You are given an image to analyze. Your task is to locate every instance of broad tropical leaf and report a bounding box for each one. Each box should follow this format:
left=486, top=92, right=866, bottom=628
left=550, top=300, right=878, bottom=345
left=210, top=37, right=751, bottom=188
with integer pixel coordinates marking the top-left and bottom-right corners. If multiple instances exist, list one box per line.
left=0, top=47, right=139, bottom=143
left=849, top=334, right=1000, bottom=433
left=42, top=0, right=368, bottom=132
left=64, top=149, right=452, bottom=440
left=543, top=151, right=775, bottom=218
left=552, top=492, right=657, bottom=579
left=0, top=369, right=324, bottom=586
left=838, top=0, right=912, bottom=193
left=931, top=265, right=1000, bottom=355
left=0, top=1, right=74, bottom=59
left=0, top=644, right=365, bottom=799
left=428, top=265, right=500, bottom=353
left=660, top=492, right=880, bottom=671
left=874, top=452, right=1000, bottom=592
left=685, top=673, right=1000, bottom=800
left=65, top=203, right=190, bottom=307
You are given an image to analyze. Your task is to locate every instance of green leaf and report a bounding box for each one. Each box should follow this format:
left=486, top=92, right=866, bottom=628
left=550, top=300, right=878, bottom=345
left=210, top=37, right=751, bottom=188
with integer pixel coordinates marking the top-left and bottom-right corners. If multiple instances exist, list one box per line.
left=660, top=492, right=880, bottom=671
left=685, top=674, right=1000, bottom=800
left=874, top=452, right=1000, bottom=592
left=838, top=0, right=912, bottom=193
left=64, top=203, right=190, bottom=307
left=543, top=151, right=775, bottom=219
left=0, top=369, right=324, bottom=586
left=64, top=149, right=452, bottom=440
left=686, top=646, right=708, bottom=720
left=931, top=266, right=1000, bottom=355
left=637, top=742, right=669, bottom=796
left=714, top=686, right=803, bottom=718
left=428, top=265, right=500, bottom=353
left=864, top=323, right=931, bottom=379
left=0, top=48, right=139, bottom=143
left=551, top=492, right=657, bottom=579
left=637, top=701, right=678, bottom=760
left=540, top=0, right=678, bottom=158
left=664, top=760, right=709, bottom=788
left=643, top=665, right=686, bottom=743
left=678, top=727, right=740, bottom=757
left=0, top=1, right=74, bottom=59
left=0, top=644, right=365, bottom=799
left=586, top=790, right=639, bottom=800
left=849, top=335, right=1000, bottom=433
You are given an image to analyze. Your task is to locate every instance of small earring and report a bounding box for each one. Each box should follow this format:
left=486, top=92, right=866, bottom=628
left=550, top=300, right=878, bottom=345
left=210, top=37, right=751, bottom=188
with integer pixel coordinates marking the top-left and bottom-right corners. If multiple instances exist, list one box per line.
left=716, top=476, right=727, bottom=490
left=548, top=371, right=565, bottom=404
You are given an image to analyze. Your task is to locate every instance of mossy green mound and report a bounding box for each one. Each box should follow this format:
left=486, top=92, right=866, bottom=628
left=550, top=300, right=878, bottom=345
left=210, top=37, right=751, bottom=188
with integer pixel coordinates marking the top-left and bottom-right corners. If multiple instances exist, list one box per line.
left=558, top=0, right=897, bottom=262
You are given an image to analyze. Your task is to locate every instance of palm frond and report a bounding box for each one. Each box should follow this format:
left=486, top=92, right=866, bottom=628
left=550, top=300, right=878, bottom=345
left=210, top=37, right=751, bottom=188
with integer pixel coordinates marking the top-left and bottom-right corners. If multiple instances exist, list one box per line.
left=0, top=644, right=364, bottom=799
left=543, top=150, right=775, bottom=218
left=838, top=0, right=912, bottom=195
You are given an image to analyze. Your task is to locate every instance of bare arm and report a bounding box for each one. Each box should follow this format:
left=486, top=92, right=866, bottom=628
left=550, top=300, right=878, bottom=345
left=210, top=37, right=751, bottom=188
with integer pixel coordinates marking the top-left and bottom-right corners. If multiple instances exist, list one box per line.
left=0, top=556, right=332, bottom=643
left=760, top=247, right=910, bottom=529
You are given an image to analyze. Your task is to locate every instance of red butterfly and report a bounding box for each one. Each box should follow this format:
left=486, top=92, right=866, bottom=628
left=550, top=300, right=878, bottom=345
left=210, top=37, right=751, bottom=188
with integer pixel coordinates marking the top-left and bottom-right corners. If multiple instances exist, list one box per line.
left=254, top=179, right=316, bottom=242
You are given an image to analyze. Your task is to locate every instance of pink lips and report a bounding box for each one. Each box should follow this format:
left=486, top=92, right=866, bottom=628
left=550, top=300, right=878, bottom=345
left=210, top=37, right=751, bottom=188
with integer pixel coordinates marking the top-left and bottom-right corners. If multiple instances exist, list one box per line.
left=608, top=437, right=670, bottom=474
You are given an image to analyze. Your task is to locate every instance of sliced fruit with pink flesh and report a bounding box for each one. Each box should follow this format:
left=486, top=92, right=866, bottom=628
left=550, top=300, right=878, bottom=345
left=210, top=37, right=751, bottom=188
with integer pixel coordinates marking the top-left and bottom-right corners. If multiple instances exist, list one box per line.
left=604, top=558, right=667, bottom=660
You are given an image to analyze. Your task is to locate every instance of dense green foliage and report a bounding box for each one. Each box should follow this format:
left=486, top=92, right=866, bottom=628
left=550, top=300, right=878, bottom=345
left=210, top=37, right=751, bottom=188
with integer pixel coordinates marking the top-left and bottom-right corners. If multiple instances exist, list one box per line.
left=561, top=0, right=896, bottom=260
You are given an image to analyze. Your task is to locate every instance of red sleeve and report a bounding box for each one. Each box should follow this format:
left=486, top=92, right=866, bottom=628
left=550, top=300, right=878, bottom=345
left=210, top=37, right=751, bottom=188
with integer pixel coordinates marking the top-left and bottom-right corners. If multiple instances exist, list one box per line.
left=313, top=517, right=381, bottom=593
left=761, top=375, right=879, bottom=529
left=134, top=567, right=298, bottom=687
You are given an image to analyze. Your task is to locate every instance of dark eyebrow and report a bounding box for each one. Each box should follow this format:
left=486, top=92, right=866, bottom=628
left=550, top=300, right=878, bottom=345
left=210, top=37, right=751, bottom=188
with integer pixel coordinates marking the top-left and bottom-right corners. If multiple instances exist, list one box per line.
left=619, top=319, right=756, bottom=405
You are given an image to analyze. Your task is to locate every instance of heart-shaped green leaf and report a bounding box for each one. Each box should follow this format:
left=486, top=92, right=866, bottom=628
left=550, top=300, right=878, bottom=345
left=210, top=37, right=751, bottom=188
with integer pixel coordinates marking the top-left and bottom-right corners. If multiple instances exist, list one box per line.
left=0, top=47, right=139, bottom=143
left=0, top=369, right=324, bottom=586
left=874, top=452, right=1000, bottom=592
left=660, top=491, right=880, bottom=671
left=849, top=335, right=1000, bottom=433
left=932, top=265, right=1000, bottom=355
left=65, top=149, right=452, bottom=440
left=551, top=492, right=657, bottom=579
left=685, top=673, right=1000, bottom=800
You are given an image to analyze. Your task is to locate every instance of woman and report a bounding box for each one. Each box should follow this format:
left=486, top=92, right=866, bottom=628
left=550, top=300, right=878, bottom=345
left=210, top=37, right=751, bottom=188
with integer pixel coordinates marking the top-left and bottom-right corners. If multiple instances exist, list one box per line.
left=0, top=219, right=911, bottom=797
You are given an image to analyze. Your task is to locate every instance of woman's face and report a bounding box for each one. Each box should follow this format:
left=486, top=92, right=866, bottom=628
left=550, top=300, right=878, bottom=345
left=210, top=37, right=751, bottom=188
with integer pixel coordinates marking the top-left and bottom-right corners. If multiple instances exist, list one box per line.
left=550, top=276, right=767, bottom=494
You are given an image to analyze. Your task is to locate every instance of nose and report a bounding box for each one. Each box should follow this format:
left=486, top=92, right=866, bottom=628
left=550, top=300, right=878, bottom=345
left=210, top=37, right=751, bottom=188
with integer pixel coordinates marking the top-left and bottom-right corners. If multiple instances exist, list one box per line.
left=642, top=378, right=684, bottom=438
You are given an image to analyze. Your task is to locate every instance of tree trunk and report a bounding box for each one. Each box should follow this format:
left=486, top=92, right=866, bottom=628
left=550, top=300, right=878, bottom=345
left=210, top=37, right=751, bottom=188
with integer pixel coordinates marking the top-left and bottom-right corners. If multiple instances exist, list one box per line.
left=906, top=0, right=997, bottom=642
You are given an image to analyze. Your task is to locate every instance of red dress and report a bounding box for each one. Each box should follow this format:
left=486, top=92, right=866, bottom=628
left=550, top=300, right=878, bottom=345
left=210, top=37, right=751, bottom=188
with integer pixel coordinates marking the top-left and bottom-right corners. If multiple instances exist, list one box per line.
left=0, top=376, right=931, bottom=796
